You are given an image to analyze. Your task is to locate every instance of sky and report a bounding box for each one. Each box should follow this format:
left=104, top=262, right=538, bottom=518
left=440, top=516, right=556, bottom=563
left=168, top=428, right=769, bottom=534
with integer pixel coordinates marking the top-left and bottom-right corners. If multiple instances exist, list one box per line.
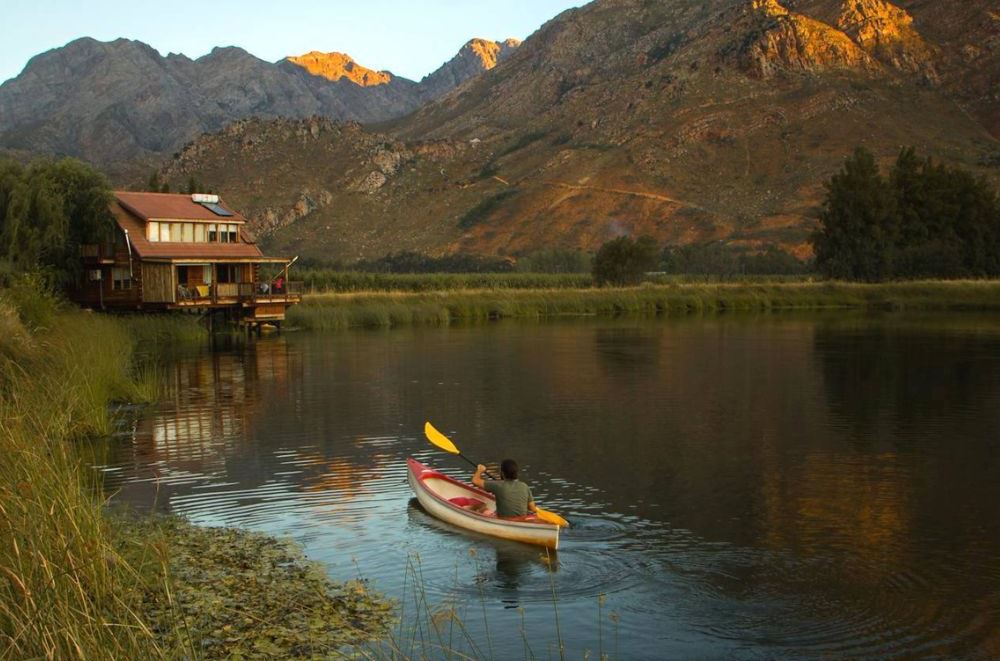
left=0, top=0, right=585, bottom=84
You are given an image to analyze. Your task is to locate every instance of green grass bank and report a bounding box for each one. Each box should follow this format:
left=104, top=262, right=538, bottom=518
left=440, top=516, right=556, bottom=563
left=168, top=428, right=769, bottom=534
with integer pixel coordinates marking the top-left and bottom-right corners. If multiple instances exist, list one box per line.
left=287, top=280, right=1000, bottom=331
left=0, top=285, right=391, bottom=659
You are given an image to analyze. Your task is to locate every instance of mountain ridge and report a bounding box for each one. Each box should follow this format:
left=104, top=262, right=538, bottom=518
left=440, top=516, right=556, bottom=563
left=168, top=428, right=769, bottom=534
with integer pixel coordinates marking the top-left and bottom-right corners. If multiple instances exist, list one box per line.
left=151, top=0, right=997, bottom=262
left=0, top=36, right=521, bottom=176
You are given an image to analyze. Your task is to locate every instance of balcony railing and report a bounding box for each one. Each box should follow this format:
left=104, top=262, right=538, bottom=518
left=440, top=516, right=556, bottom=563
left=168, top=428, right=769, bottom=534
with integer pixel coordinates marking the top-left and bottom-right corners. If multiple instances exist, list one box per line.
left=175, top=282, right=303, bottom=305
left=238, top=281, right=303, bottom=302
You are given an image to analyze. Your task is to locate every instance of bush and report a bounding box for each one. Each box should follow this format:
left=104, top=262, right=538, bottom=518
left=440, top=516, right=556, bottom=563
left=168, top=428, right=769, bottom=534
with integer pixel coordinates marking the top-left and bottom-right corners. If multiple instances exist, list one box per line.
left=1, top=272, right=61, bottom=330
left=515, top=248, right=592, bottom=273
left=592, top=235, right=659, bottom=286
left=661, top=242, right=810, bottom=277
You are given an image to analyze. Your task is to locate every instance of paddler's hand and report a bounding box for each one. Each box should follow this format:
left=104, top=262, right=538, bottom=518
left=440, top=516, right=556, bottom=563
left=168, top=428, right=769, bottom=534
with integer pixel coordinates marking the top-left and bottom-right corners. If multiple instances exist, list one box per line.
left=472, top=465, right=487, bottom=488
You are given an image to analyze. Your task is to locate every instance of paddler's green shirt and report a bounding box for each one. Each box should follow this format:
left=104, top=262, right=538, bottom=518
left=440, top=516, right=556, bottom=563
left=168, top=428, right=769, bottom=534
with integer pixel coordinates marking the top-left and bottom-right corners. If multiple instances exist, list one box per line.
left=484, top=479, right=533, bottom=517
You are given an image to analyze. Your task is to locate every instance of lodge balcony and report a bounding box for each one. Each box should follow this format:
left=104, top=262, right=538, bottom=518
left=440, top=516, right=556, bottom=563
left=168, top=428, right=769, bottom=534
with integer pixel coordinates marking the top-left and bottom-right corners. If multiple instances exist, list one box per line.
left=172, top=281, right=304, bottom=308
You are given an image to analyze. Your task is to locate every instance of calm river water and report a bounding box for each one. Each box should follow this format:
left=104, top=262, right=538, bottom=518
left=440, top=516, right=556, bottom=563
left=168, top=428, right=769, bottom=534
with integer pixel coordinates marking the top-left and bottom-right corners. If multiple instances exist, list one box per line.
left=98, top=313, right=1000, bottom=659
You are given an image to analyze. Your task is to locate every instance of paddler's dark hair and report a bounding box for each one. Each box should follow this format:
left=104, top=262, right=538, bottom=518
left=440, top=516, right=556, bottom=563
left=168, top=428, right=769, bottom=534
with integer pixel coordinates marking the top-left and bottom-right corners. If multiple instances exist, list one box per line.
left=500, top=459, right=519, bottom=480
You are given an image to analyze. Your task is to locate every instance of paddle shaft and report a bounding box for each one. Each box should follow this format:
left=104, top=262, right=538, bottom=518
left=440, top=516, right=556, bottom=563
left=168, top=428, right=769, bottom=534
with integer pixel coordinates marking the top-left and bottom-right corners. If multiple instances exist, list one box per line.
left=455, top=452, right=497, bottom=481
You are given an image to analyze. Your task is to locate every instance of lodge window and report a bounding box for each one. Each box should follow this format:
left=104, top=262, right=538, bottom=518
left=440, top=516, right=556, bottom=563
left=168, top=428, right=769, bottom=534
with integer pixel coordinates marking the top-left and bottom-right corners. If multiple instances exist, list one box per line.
left=148, top=221, right=238, bottom=243
left=216, top=264, right=239, bottom=283
left=112, top=267, right=131, bottom=291
left=220, top=224, right=238, bottom=243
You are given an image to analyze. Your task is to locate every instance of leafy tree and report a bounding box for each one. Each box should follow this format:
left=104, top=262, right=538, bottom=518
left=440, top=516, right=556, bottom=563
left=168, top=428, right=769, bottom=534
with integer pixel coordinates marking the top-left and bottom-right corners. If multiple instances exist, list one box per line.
left=0, top=158, right=114, bottom=285
left=813, top=147, right=897, bottom=281
left=814, top=146, right=1000, bottom=280
left=592, top=235, right=659, bottom=286
left=147, top=171, right=161, bottom=192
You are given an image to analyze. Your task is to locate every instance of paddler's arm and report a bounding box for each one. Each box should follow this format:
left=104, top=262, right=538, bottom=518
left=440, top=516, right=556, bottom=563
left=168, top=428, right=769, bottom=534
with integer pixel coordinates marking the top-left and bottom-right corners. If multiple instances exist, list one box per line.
left=473, top=464, right=487, bottom=489
left=528, top=500, right=538, bottom=514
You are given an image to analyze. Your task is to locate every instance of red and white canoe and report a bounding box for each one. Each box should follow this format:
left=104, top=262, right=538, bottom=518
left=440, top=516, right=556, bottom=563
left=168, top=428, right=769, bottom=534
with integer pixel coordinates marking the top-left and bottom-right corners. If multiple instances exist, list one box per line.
left=407, top=458, right=560, bottom=550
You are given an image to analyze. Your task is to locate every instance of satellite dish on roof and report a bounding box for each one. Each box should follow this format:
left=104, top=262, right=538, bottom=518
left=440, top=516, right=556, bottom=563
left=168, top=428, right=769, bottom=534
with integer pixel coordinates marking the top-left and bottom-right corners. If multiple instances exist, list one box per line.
left=191, top=193, right=220, bottom=204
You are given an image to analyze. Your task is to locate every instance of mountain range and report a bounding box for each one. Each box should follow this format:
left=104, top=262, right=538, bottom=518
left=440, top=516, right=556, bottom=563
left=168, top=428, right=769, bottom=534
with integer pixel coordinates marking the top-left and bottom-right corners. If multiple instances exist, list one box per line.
left=2, top=0, right=998, bottom=260
left=0, top=36, right=520, bottom=176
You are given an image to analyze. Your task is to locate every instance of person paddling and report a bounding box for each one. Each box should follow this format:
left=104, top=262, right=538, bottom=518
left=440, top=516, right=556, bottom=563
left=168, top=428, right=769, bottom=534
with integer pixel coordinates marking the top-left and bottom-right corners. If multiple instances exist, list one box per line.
left=473, top=459, right=538, bottom=518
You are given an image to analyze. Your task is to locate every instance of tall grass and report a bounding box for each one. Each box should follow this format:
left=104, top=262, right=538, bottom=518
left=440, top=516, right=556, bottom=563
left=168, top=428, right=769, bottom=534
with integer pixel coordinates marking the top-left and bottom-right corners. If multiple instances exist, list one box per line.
left=288, top=281, right=1000, bottom=331
left=0, top=294, right=167, bottom=658
left=1, top=287, right=395, bottom=659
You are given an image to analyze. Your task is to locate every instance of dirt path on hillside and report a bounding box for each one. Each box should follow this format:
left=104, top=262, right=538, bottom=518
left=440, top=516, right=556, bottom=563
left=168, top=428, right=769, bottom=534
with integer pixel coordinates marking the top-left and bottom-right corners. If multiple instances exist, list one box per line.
left=540, top=181, right=704, bottom=210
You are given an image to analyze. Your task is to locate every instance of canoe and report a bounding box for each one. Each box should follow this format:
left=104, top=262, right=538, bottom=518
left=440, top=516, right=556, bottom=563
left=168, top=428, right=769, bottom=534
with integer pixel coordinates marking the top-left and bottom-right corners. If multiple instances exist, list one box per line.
left=407, top=458, right=560, bottom=550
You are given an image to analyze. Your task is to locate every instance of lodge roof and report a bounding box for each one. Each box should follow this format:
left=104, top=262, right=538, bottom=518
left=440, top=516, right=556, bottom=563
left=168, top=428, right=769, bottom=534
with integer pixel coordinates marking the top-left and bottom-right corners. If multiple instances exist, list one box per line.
left=111, top=194, right=265, bottom=261
left=115, top=191, right=248, bottom=223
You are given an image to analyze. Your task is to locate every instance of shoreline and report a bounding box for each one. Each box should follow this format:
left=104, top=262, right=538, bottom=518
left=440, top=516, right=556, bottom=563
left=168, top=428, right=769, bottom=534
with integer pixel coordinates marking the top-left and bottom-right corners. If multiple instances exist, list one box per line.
left=0, top=289, right=391, bottom=658
left=288, top=280, right=1000, bottom=330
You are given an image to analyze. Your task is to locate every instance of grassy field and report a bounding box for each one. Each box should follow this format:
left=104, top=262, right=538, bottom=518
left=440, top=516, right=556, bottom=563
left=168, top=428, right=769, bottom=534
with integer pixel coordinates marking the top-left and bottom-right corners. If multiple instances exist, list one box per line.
left=0, top=284, right=391, bottom=658
left=287, top=280, right=1000, bottom=330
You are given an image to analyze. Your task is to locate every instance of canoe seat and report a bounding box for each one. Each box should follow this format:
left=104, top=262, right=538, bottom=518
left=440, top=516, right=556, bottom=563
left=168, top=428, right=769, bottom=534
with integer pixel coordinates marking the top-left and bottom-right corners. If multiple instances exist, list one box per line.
left=449, top=497, right=487, bottom=511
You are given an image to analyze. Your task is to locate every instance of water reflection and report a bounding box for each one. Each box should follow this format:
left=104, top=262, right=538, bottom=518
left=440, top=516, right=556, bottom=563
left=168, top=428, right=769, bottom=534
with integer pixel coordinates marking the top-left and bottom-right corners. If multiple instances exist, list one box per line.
left=99, top=315, right=1000, bottom=658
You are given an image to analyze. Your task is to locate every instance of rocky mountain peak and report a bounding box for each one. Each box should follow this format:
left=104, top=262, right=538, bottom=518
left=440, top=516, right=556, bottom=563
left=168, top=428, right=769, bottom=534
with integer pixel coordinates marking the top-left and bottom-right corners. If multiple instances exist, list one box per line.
left=463, top=38, right=521, bottom=70
left=725, top=0, right=877, bottom=78
left=419, top=38, right=521, bottom=99
left=285, top=51, right=394, bottom=86
left=835, top=0, right=936, bottom=76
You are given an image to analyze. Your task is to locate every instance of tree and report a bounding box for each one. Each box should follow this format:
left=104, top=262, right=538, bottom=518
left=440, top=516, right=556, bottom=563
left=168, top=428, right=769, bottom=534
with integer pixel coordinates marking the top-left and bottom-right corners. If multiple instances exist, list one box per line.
left=592, top=235, right=659, bottom=286
left=0, top=158, right=114, bottom=285
left=813, top=148, right=898, bottom=281
left=814, top=147, right=1000, bottom=281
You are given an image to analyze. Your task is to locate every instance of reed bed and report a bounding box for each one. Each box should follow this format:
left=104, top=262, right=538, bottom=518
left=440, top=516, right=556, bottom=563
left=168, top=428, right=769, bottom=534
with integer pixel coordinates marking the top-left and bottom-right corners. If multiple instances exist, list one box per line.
left=0, top=297, right=166, bottom=659
left=299, top=270, right=594, bottom=293
left=288, top=281, right=1000, bottom=331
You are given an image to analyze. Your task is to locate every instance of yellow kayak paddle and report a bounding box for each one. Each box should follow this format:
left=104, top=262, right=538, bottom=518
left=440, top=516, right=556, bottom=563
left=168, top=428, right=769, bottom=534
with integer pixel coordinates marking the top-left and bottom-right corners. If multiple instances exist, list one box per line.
left=423, top=421, right=569, bottom=528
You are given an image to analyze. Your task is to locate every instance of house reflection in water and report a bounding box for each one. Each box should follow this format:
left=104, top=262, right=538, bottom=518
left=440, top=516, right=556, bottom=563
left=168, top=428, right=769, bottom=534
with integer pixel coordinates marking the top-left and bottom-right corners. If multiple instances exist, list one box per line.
left=110, top=339, right=302, bottom=503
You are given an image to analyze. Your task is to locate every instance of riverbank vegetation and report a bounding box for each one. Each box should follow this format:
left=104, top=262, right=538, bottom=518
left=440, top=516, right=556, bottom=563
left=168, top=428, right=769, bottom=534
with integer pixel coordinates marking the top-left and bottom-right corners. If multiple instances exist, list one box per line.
left=0, top=283, right=391, bottom=658
left=288, top=280, right=1000, bottom=331
left=814, top=147, right=1000, bottom=281
left=298, top=270, right=595, bottom=293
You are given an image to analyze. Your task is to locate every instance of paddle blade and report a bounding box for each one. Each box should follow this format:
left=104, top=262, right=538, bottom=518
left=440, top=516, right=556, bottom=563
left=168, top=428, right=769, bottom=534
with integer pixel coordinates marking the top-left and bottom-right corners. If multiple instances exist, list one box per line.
left=424, top=421, right=460, bottom=455
left=536, top=507, right=569, bottom=528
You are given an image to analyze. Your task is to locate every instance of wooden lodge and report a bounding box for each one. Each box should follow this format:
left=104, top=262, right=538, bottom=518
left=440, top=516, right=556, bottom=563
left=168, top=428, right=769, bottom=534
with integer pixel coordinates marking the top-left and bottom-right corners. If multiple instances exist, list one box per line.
left=73, top=191, right=301, bottom=328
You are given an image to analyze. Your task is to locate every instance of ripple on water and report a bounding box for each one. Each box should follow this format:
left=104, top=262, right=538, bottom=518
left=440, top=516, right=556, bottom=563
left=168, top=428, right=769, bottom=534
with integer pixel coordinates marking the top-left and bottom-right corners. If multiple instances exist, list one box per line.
left=401, top=505, right=670, bottom=605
